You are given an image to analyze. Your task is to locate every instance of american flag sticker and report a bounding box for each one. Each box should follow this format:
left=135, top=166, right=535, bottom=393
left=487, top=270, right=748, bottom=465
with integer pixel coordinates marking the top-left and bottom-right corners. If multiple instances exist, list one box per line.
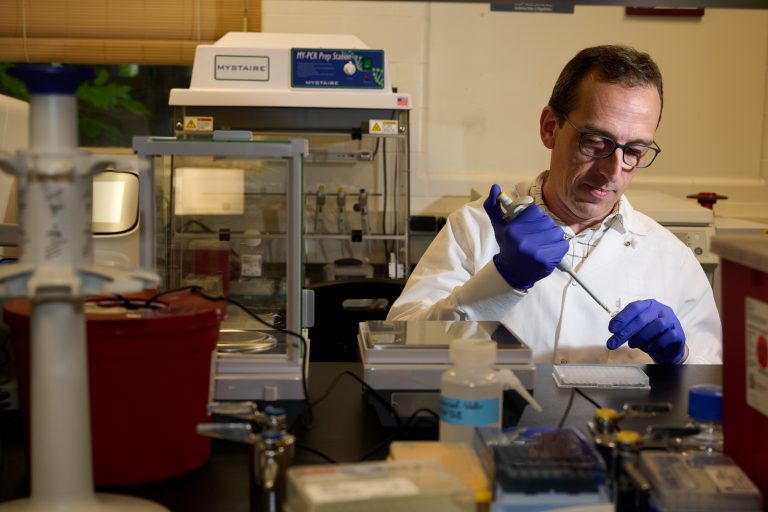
left=396, top=96, right=409, bottom=107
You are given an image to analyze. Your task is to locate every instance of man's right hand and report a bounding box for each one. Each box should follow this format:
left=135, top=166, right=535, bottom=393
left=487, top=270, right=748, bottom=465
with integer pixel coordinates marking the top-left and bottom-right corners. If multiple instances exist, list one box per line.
left=483, top=184, right=569, bottom=290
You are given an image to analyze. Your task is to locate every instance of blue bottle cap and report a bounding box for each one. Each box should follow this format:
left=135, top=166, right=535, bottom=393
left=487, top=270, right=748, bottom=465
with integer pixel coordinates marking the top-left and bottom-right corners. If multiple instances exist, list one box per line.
left=260, top=430, right=281, bottom=441
left=7, top=64, right=94, bottom=95
left=688, top=384, right=723, bottom=422
left=264, top=405, right=286, bottom=417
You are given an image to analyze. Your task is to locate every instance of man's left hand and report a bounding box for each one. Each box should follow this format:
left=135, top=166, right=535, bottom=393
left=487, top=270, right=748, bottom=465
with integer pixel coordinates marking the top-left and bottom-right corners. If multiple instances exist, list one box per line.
left=606, top=299, right=687, bottom=364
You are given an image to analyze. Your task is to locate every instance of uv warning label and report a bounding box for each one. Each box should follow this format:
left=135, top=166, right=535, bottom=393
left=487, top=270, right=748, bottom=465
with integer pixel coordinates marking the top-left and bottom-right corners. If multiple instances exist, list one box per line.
left=183, top=116, right=214, bottom=133
left=369, top=120, right=398, bottom=136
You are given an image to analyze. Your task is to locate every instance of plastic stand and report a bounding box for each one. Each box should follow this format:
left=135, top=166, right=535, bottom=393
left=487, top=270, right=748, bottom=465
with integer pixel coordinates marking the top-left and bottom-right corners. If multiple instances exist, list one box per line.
left=0, top=65, right=164, bottom=511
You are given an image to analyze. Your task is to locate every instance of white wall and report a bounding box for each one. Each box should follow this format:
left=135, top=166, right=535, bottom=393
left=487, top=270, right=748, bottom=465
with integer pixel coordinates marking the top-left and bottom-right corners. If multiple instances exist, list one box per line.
left=263, top=1, right=768, bottom=221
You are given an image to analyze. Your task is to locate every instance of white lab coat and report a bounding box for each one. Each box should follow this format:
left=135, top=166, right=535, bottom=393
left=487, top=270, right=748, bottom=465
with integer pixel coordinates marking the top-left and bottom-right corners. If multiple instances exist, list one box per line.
left=388, top=187, right=722, bottom=365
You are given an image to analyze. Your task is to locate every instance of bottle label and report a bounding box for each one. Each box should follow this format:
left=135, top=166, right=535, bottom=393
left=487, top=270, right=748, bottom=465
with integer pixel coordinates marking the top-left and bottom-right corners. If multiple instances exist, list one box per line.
left=440, top=396, right=499, bottom=426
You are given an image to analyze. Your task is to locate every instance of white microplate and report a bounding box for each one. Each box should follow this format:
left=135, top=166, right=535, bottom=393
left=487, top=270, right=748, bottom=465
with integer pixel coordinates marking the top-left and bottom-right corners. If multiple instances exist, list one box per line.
left=552, top=365, right=650, bottom=390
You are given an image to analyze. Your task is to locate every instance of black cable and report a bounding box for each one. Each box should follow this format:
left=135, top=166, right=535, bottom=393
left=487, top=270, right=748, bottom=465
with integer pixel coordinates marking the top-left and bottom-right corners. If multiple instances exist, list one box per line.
left=557, top=388, right=577, bottom=428
left=289, top=369, right=419, bottom=464
left=370, top=136, right=381, bottom=160
left=107, top=293, right=153, bottom=310
left=359, top=407, right=439, bottom=462
left=357, top=377, right=405, bottom=430
left=557, top=387, right=621, bottom=431
left=381, top=137, right=389, bottom=255
left=293, top=369, right=403, bottom=433
left=391, top=136, right=399, bottom=258
left=181, top=219, right=215, bottom=233
left=111, top=293, right=130, bottom=306
left=575, top=388, right=621, bottom=430
left=307, top=370, right=358, bottom=408
left=0, top=328, right=11, bottom=369
left=294, top=444, right=336, bottom=464
left=575, top=388, right=604, bottom=409
left=142, top=286, right=202, bottom=307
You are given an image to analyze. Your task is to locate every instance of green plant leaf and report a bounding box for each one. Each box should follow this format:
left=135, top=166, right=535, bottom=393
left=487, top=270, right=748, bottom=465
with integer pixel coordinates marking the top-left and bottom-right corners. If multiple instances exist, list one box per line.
left=118, top=96, right=150, bottom=116
left=0, top=64, right=29, bottom=100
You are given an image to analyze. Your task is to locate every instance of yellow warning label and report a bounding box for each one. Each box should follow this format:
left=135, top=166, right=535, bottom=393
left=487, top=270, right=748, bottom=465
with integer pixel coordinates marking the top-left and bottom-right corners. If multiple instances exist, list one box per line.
left=369, top=119, right=398, bottom=136
left=183, top=116, right=214, bottom=132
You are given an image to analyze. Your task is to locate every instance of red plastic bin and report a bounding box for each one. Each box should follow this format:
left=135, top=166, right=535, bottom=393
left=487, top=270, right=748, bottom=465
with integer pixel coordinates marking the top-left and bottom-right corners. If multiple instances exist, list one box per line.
left=4, top=289, right=226, bottom=487
left=711, top=234, right=768, bottom=510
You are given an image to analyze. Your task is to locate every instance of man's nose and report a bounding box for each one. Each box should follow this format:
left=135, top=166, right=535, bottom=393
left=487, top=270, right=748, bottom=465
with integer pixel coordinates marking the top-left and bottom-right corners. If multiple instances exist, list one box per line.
left=601, top=147, right=632, bottom=177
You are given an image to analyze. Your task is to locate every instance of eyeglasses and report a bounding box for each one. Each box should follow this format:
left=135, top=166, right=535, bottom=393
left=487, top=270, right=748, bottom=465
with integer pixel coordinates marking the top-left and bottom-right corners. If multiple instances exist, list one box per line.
left=562, top=116, right=661, bottom=169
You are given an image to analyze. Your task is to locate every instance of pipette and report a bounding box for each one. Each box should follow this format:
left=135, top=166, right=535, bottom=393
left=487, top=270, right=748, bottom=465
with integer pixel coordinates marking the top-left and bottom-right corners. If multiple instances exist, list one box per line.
left=557, top=260, right=613, bottom=315
left=497, top=192, right=614, bottom=316
left=354, top=188, right=373, bottom=260
left=314, top=184, right=326, bottom=233
left=314, top=185, right=329, bottom=261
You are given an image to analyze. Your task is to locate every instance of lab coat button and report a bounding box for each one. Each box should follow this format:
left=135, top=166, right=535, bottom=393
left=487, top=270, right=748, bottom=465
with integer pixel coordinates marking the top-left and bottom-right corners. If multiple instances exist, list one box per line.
left=624, top=240, right=631, bottom=247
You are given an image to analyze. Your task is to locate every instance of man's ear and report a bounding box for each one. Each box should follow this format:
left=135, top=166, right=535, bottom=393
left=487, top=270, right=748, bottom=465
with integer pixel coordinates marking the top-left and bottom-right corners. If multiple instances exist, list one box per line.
left=540, top=106, right=559, bottom=149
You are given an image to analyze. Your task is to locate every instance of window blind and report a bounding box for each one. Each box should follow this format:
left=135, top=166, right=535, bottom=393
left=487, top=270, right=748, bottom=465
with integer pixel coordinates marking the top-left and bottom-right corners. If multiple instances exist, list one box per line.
left=0, top=0, right=261, bottom=65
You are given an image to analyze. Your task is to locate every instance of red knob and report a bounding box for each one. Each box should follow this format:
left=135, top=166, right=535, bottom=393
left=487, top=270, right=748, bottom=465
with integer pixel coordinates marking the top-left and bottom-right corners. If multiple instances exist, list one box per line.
left=686, top=192, right=728, bottom=209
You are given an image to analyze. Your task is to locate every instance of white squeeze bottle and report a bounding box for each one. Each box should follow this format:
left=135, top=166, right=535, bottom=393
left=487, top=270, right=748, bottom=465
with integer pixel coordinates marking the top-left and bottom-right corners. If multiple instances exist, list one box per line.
left=440, top=339, right=503, bottom=445
left=440, top=338, right=543, bottom=445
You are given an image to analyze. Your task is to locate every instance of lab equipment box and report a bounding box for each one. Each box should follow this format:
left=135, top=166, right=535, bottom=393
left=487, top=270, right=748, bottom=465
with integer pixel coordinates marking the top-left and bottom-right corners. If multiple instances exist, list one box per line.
left=284, top=460, right=475, bottom=512
left=169, top=32, right=412, bottom=282
left=134, top=32, right=412, bottom=403
left=711, top=234, right=768, bottom=508
left=639, top=451, right=762, bottom=512
left=134, top=137, right=307, bottom=401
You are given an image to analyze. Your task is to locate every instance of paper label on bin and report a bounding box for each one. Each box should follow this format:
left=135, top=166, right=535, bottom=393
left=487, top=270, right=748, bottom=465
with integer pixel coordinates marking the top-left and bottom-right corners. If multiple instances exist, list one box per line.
left=704, top=465, right=760, bottom=495
left=303, top=477, right=419, bottom=503
left=745, top=297, right=768, bottom=417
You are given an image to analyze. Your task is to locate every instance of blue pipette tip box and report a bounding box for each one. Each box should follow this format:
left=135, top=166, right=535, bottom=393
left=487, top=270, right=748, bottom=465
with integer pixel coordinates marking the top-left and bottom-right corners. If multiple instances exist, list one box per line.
left=552, top=364, right=650, bottom=390
left=488, top=427, right=610, bottom=510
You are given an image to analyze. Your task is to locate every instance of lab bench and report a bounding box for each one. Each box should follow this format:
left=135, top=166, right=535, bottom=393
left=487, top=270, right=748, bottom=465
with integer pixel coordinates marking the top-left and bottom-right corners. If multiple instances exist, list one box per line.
left=0, top=363, right=722, bottom=511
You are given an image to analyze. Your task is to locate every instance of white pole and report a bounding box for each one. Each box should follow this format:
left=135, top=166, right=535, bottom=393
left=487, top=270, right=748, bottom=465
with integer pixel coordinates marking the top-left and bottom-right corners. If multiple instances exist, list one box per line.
left=30, top=300, right=93, bottom=502
left=0, top=64, right=166, bottom=512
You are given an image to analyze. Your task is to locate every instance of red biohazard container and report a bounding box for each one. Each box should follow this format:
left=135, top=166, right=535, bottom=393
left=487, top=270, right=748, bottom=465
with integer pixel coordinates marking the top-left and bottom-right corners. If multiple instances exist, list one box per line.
left=4, top=289, right=226, bottom=487
left=711, top=234, right=768, bottom=510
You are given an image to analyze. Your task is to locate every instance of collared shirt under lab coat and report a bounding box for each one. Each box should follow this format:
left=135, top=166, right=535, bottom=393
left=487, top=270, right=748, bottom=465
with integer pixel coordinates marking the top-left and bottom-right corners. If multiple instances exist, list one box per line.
left=388, top=182, right=723, bottom=365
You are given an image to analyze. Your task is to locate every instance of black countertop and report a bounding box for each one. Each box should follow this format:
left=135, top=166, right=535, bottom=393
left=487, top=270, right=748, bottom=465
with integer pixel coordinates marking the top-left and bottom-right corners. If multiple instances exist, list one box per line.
left=0, top=362, right=722, bottom=511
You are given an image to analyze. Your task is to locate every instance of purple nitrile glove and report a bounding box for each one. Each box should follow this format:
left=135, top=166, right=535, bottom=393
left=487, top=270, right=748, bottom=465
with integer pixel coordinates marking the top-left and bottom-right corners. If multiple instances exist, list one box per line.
left=606, top=299, right=687, bottom=364
left=483, top=184, right=569, bottom=290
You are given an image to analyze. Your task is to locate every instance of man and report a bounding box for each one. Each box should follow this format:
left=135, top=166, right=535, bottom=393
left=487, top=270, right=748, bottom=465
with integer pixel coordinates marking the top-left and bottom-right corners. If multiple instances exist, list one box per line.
left=388, top=45, right=722, bottom=365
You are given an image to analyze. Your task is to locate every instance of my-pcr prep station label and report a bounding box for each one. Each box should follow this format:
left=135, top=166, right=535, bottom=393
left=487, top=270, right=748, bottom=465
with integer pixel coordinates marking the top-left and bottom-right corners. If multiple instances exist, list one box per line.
left=291, top=48, right=385, bottom=89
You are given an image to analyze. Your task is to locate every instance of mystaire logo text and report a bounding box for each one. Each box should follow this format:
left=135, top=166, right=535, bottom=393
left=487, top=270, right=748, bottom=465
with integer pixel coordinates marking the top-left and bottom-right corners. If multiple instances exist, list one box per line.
left=215, top=55, right=270, bottom=81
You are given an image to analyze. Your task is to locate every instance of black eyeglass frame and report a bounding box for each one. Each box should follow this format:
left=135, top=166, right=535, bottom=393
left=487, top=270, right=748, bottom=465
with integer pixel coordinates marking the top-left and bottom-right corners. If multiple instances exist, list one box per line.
left=561, top=115, right=661, bottom=169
